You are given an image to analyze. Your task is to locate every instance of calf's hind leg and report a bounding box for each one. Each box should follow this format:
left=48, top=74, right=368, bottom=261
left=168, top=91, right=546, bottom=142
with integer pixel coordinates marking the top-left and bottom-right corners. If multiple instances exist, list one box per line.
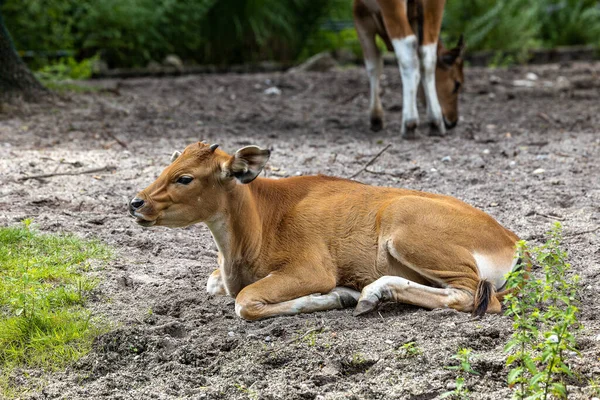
left=354, top=275, right=473, bottom=316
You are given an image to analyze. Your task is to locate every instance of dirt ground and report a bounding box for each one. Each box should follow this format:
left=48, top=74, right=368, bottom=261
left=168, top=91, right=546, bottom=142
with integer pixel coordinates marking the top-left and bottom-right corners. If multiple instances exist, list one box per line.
left=1, top=62, right=599, bottom=400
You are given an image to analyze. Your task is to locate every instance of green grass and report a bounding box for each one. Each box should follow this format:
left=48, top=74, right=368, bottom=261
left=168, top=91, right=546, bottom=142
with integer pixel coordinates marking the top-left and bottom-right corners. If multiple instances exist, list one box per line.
left=0, top=220, right=111, bottom=393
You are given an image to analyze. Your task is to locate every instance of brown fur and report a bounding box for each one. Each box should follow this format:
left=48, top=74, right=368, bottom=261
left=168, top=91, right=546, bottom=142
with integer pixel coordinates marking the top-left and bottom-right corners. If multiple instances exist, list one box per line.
left=131, top=143, right=521, bottom=320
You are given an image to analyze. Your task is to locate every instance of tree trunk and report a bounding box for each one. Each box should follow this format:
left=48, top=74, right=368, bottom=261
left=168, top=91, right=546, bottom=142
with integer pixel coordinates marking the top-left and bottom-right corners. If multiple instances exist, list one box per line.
left=0, top=4, right=47, bottom=101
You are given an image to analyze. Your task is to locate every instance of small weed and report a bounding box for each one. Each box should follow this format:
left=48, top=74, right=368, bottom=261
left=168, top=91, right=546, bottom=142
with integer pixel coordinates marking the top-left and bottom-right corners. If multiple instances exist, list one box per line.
left=303, top=330, right=318, bottom=347
left=396, top=341, right=423, bottom=359
left=504, top=222, right=581, bottom=400
left=0, top=221, right=112, bottom=395
left=441, top=348, right=479, bottom=399
left=350, top=352, right=366, bottom=366
left=234, top=383, right=259, bottom=400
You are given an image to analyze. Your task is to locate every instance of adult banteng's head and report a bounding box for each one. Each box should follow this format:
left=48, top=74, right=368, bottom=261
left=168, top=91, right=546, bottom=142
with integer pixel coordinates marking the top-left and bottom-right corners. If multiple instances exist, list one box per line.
left=436, top=35, right=465, bottom=130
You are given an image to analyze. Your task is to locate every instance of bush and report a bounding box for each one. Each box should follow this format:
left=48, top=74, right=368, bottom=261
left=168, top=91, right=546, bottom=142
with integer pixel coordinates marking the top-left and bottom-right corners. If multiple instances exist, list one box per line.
left=2, top=0, right=600, bottom=69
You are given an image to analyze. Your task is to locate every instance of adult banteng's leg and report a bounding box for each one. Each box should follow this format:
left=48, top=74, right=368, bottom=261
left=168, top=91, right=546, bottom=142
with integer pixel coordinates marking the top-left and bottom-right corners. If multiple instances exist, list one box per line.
left=419, top=0, right=446, bottom=136
left=379, top=0, right=420, bottom=139
left=354, top=3, right=385, bottom=131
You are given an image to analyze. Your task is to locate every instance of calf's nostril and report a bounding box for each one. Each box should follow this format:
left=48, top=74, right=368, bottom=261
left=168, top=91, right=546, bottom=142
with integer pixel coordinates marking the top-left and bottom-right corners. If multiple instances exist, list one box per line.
left=130, top=198, right=145, bottom=209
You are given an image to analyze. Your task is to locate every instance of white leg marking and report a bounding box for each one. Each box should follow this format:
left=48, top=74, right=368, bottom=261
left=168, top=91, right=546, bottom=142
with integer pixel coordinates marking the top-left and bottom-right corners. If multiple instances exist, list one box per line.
left=356, top=275, right=471, bottom=314
left=234, top=287, right=360, bottom=319
left=392, top=35, right=420, bottom=135
left=365, top=58, right=383, bottom=118
left=206, top=269, right=227, bottom=296
left=473, top=252, right=516, bottom=290
left=419, top=43, right=445, bottom=134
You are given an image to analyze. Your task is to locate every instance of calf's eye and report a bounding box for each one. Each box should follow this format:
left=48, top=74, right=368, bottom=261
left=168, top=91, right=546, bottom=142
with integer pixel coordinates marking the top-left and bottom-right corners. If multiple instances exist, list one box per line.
left=176, top=176, right=193, bottom=185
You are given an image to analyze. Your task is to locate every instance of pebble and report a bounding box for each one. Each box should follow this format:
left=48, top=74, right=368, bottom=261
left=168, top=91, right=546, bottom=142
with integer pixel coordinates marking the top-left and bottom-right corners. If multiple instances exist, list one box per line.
left=264, top=86, right=281, bottom=96
left=513, top=79, right=536, bottom=88
left=265, top=336, right=272, bottom=342
left=228, top=331, right=235, bottom=337
left=509, top=161, right=517, bottom=168
left=526, top=72, right=539, bottom=81
left=533, top=168, right=545, bottom=174
left=482, top=149, right=490, bottom=155
left=446, top=382, right=456, bottom=390
left=547, top=334, right=559, bottom=343
left=441, top=156, right=452, bottom=163
left=595, top=334, right=600, bottom=341
left=489, top=75, right=502, bottom=84
left=384, top=339, right=393, bottom=345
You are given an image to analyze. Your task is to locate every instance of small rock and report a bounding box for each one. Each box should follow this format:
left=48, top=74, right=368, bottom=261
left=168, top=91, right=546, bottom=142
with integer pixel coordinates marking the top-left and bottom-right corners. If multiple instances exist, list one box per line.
left=536, top=154, right=549, bottom=160
left=490, top=202, right=499, bottom=207
left=482, top=149, right=490, bottom=155
left=509, top=161, right=517, bottom=168
left=547, top=334, right=559, bottom=343
left=489, top=75, right=502, bottom=84
left=446, top=382, right=456, bottom=390
left=488, top=92, right=496, bottom=100
left=264, top=87, right=281, bottom=96
left=526, top=72, right=539, bottom=81
left=533, top=168, right=545, bottom=174
left=441, top=156, right=452, bottom=163
left=264, top=336, right=272, bottom=342
left=227, top=331, right=235, bottom=337
left=513, top=79, right=536, bottom=88
left=470, top=156, right=486, bottom=169
left=163, top=54, right=183, bottom=69
left=384, top=339, right=393, bottom=345
left=594, top=334, right=600, bottom=341
left=430, top=168, right=438, bottom=173
left=556, top=76, right=572, bottom=91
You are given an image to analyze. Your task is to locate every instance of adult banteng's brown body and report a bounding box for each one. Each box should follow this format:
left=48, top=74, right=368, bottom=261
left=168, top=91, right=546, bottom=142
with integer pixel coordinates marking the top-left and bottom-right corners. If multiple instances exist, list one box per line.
left=129, top=143, right=520, bottom=320
left=353, top=0, right=465, bottom=137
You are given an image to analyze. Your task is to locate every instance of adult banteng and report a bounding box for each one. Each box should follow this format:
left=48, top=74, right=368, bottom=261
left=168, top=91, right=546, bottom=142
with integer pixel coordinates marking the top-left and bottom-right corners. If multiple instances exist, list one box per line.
left=353, top=0, right=464, bottom=137
left=129, top=142, right=520, bottom=321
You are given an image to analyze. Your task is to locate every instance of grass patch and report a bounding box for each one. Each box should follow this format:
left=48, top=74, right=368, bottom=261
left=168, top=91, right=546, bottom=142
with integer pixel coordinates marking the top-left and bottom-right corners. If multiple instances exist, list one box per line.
left=0, top=220, right=111, bottom=393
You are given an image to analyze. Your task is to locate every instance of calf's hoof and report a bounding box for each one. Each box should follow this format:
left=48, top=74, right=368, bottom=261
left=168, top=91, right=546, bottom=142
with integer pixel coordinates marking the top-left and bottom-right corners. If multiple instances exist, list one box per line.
left=353, top=297, right=379, bottom=316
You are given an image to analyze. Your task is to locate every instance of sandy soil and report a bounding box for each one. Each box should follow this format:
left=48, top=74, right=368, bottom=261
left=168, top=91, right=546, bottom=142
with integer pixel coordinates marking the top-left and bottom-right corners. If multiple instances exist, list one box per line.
left=1, top=62, right=599, bottom=400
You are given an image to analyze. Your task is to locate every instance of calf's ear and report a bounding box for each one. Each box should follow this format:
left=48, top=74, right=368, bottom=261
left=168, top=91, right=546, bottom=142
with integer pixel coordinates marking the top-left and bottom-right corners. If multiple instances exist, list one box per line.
left=224, top=146, right=271, bottom=184
left=170, top=151, right=182, bottom=163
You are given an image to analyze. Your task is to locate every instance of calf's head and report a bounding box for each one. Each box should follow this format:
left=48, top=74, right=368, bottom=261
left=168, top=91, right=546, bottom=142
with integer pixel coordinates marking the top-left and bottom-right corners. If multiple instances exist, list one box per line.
left=129, top=142, right=270, bottom=227
left=436, top=36, right=465, bottom=130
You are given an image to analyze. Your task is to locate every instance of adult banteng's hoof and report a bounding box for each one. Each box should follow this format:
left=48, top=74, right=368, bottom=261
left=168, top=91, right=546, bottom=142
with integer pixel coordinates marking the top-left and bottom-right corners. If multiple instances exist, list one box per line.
left=401, top=119, right=418, bottom=140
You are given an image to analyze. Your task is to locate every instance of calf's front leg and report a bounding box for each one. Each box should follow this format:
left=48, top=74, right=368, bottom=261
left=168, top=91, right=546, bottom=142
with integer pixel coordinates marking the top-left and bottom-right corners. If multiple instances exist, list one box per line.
left=234, top=270, right=359, bottom=321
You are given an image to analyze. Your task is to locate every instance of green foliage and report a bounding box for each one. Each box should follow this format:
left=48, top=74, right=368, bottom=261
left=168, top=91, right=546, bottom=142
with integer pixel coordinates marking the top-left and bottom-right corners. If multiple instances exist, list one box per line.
left=443, top=0, right=600, bottom=56
left=503, top=222, right=581, bottom=400
left=2, top=0, right=336, bottom=68
left=2, top=0, right=600, bottom=69
left=396, top=341, right=423, bottom=359
left=36, top=56, right=97, bottom=81
left=0, top=221, right=111, bottom=393
left=441, top=348, right=479, bottom=399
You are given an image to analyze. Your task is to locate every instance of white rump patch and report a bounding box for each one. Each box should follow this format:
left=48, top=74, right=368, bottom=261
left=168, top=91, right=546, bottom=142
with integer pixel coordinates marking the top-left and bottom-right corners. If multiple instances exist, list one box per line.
left=473, top=252, right=515, bottom=289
